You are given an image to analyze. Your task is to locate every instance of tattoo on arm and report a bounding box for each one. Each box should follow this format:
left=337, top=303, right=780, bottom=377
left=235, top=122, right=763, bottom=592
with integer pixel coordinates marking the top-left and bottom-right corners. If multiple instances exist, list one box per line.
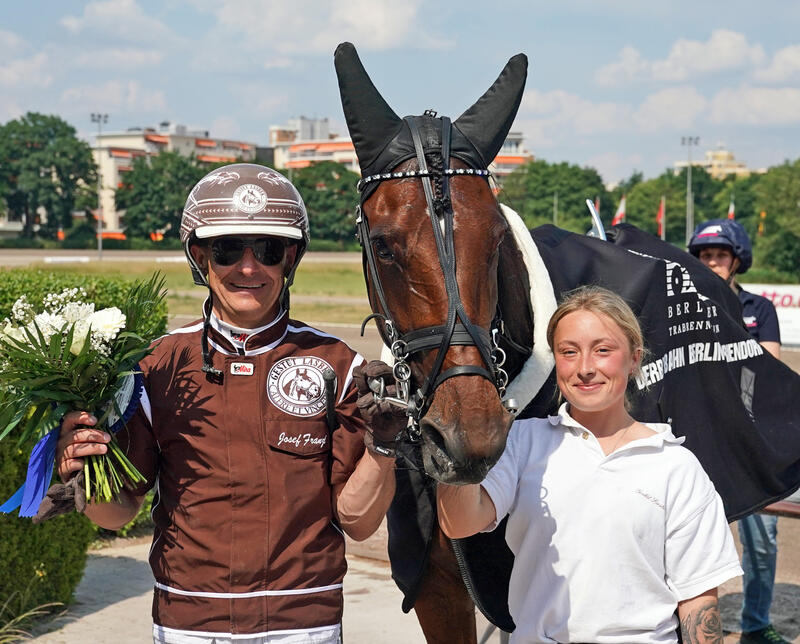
left=679, top=596, right=723, bottom=644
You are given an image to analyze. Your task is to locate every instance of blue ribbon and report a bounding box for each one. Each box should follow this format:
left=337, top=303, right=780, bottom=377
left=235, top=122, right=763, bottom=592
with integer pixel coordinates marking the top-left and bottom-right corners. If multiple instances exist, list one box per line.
left=0, top=426, right=59, bottom=517
left=0, top=366, right=144, bottom=518
left=0, top=483, right=25, bottom=514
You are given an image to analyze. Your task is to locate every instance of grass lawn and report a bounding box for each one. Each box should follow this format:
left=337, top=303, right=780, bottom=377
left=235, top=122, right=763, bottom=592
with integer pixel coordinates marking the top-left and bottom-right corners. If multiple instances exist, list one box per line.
left=23, top=257, right=370, bottom=325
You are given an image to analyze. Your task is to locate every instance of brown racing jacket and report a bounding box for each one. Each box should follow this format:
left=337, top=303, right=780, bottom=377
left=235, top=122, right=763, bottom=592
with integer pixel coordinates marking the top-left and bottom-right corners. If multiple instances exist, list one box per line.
left=117, top=310, right=367, bottom=638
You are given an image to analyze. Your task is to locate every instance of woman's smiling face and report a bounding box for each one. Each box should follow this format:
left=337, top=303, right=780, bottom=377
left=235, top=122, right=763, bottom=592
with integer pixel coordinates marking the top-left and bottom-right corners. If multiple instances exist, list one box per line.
left=553, top=309, right=640, bottom=416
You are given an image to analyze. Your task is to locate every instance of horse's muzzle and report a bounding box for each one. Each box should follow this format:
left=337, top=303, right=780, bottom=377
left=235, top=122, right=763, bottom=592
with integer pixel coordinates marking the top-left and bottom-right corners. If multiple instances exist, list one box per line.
left=418, top=390, right=514, bottom=484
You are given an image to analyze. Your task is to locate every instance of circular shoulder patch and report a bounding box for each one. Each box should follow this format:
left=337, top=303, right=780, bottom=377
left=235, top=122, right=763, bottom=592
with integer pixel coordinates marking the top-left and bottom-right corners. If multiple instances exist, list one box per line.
left=267, top=356, right=332, bottom=417
left=233, top=183, right=268, bottom=214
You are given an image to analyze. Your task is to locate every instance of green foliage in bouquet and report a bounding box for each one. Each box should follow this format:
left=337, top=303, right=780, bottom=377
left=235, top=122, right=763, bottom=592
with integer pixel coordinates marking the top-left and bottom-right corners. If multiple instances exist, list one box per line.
left=0, top=273, right=167, bottom=505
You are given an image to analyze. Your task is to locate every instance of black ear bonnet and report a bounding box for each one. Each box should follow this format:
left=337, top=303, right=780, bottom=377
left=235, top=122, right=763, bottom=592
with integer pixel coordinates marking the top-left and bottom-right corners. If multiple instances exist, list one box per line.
left=334, top=42, right=528, bottom=202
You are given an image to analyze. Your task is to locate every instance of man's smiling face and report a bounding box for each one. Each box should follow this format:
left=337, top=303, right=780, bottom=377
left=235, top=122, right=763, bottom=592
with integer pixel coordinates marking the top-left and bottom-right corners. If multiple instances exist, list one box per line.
left=190, top=235, right=297, bottom=328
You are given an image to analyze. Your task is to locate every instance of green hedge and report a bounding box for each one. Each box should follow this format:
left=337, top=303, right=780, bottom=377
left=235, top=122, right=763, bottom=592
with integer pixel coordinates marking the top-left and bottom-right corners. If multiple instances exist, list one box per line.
left=0, top=269, right=169, bottom=327
left=0, top=268, right=168, bottom=622
left=0, top=441, right=96, bottom=617
left=744, top=267, right=798, bottom=285
left=0, top=237, right=52, bottom=249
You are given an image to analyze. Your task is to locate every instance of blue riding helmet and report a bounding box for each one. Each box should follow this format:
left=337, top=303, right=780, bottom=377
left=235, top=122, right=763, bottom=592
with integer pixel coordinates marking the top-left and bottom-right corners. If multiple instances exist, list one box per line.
left=688, top=218, right=753, bottom=274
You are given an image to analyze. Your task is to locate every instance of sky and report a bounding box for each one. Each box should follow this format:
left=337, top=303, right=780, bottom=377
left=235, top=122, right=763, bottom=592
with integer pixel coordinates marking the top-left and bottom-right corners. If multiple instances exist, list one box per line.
left=2, top=0, right=800, bottom=186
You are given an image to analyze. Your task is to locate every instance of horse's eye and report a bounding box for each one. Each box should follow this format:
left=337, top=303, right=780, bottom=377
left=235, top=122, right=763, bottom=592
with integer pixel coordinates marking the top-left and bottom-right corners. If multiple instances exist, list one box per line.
left=373, top=238, right=394, bottom=261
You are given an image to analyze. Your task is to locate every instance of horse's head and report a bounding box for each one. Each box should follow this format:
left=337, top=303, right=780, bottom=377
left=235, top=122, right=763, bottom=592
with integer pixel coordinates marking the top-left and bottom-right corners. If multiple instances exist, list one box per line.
left=335, top=43, right=528, bottom=484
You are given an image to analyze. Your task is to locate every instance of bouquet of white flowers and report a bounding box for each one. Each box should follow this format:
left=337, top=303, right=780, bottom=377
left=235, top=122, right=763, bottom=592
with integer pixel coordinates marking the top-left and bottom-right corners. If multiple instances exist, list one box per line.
left=0, top=273, right=166, bottom=519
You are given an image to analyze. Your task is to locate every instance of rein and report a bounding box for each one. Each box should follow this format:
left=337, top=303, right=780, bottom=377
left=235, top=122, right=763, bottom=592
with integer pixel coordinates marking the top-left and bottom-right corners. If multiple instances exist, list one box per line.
left=356, top=114, right=517, bottom=440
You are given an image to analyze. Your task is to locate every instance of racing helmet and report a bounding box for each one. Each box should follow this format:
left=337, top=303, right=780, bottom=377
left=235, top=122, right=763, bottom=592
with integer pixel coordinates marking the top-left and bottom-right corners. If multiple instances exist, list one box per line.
left=180, top=163, right=310, bottom=289
left=688, top=218, right=752, bottom=274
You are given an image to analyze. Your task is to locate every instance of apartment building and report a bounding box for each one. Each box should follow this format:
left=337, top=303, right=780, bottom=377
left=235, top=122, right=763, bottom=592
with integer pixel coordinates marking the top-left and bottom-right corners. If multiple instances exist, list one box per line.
left=269, top=116, right=533, bottom=182
left=674, top=145, right=765, bottom=181
left=93, top=121, right=257, bottom=232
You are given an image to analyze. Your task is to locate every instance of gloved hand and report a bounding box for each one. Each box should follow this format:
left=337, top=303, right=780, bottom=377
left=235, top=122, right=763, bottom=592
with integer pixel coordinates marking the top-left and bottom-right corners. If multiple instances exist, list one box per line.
left=32, top=471, right=87, bottom=524
left=353, top=360, right=407, bottom=457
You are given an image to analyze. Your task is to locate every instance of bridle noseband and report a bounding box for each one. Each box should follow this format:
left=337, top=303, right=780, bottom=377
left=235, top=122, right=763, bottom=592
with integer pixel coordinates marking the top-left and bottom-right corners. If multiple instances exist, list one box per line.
left=356, top=113, right=517, bottom=440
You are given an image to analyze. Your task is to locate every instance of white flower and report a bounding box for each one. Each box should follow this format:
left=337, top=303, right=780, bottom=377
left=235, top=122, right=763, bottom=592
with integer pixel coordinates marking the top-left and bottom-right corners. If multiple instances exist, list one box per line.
left=69, top=320, right=90, bottom=356
left=43, top=287, right=88, bottom=316
left=31, top=312, right=67, bottom=342
left=11, top=296, right=34, bottom=324
left=61, top=301, right=95, bottom=324
left=0, top=322, right=26, bottom=345
left=87, top=307, right=126, bottom=344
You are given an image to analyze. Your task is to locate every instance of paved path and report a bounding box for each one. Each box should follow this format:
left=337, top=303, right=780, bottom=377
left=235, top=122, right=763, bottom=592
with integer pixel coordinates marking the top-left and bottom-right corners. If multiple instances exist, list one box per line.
left=30, top=540, right=427, bottom=643
left=26, top=516, right=800, bottom=643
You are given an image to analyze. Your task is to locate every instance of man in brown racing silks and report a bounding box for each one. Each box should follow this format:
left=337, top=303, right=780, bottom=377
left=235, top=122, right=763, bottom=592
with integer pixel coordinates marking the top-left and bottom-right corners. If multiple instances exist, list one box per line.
left=55, top=164, right=404, bottom=644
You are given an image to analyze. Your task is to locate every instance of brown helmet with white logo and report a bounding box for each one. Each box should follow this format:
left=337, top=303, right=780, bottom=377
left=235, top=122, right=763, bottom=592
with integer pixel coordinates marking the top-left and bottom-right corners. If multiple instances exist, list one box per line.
left=181, top=163, right=310, bottom=292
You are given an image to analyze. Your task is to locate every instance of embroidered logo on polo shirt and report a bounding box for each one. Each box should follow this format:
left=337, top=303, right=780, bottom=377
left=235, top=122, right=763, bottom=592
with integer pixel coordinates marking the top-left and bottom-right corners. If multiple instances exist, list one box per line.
left=267, top=356, right=331, bottom=417
left=231, top=362, right=254, bottom=376
left=634, top=488, right=665, bottom=510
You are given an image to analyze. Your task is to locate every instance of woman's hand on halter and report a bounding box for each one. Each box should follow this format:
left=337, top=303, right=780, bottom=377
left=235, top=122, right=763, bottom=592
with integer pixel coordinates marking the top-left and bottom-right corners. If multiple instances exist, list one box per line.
left=353, top=360, right=407, bottom=457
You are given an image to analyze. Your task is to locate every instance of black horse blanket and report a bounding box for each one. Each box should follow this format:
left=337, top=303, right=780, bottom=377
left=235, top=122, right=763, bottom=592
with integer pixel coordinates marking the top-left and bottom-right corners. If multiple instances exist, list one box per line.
left=387, top=222, right=800, bottom=631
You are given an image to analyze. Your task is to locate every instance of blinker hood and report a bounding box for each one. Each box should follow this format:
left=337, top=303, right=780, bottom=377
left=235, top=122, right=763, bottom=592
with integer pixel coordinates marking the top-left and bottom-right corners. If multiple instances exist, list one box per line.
left=334, top=42, right=528, bottom=199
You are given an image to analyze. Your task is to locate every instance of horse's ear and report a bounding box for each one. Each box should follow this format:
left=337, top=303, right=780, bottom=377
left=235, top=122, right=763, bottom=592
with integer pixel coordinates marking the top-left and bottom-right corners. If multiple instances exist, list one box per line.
left=334, top=42, right=403, bottom=174
left=454, top=54, right=528, bottom=166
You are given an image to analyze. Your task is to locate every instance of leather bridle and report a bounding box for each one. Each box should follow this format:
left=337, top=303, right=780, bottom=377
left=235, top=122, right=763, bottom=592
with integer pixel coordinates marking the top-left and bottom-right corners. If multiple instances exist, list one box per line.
left=356, top=114, right=516, bottom=440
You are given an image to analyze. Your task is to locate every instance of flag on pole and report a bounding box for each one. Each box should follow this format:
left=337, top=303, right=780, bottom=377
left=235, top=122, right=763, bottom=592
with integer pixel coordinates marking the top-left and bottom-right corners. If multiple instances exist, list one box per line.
left=611, top=195, right=626, bottom=226
left=656, top=195, right=666, bottom=240
left=727, top=195, right=735, bottom=220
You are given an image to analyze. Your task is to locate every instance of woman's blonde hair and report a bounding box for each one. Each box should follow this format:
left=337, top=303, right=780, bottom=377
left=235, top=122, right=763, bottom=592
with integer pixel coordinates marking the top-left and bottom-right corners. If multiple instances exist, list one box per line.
left=546, top=286, right=647, bottom=406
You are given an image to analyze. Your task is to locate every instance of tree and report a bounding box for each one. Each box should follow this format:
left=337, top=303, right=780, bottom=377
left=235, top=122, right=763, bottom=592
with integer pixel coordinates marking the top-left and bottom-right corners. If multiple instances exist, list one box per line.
left=751, top=159, right=800, bottom=279
left=609, top=170, right=644, bottom=204
left=499, top=159, right=609, bottom=233
left=288, top=161, right=360, bottom=243
left=0, top=113, right=95, bottom=239
left=625, top=170, right=685, bottom=244
left=682, top=166, right=719, bottom=226
left=711, top=174, right=760, bottom=239
left=115, top=151, right=207, bottom=240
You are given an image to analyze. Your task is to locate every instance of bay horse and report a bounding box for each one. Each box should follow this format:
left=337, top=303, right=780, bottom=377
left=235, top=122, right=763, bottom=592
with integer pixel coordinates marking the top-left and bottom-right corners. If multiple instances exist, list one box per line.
left=335, top=42, right=533, bottom=643
left=334, top=41, right=800, bottom=644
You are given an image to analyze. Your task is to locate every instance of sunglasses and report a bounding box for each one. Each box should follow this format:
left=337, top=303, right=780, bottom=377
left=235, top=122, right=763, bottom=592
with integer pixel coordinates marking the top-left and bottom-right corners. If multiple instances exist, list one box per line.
left=210, top=237, right=288, bottom=267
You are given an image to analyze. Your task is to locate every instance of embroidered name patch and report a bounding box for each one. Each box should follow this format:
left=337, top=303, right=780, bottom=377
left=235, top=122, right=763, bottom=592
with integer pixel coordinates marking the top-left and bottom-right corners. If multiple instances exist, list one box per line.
left=276, top=431, right=327, bottom=449
left=231, top=362, right=254, bottom=376
left=267, top=356, right=331, bottom=417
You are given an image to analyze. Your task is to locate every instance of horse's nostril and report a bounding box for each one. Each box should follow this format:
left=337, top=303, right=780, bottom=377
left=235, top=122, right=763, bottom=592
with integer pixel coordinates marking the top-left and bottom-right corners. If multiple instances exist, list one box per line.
left=420, top=417, right=447, bottom=446
left=420, top=416, right=458, bottom=456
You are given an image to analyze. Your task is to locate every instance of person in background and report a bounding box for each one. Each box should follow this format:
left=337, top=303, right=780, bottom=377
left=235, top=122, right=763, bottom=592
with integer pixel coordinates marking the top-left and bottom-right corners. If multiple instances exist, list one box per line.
left=54, top=164, right=403, bottom=644
left=438, top=285, right=741, bottom=644
left=689, top=218, right=786, bottom=644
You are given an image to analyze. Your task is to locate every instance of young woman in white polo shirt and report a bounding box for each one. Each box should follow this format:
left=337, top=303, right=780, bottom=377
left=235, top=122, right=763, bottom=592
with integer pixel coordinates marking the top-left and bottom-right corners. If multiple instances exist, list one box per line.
left=438, top=286, right=741, bottom=644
